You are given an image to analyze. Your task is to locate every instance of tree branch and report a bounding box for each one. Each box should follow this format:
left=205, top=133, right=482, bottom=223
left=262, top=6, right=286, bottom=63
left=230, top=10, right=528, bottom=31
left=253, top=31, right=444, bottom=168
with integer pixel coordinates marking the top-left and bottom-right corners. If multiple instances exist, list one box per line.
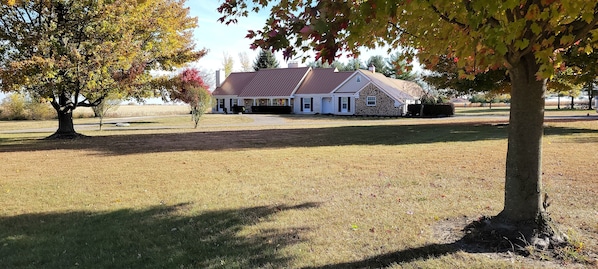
left=50, top=96, right=60, bottom=111
left=462, top=0, right=501, bottom=29
left=426, top=0, right=467, bottom=30
left=388, top=22, right=417, bottom=39
left=555, top=6, right=598, bottom=48
left=77, top=95, right=105, bottom=107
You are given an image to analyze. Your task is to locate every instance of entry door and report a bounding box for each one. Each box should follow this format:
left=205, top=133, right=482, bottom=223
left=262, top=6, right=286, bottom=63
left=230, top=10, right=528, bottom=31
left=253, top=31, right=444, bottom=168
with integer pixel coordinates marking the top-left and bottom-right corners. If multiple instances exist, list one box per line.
left=322, top=97, right=333, bottom=114
left=341, top=97, right=349, bottom=113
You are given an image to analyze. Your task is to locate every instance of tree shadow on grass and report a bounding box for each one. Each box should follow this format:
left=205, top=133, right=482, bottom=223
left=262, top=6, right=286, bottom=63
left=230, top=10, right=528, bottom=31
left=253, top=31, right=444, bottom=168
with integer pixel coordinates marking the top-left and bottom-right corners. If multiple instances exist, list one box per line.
left=298, top=229, right=505, bottom=269
left=0, top=202, right=318, bottom=268
left=301, top=243, right=462, bottom=269
left=0, top=122, right=597, bottom=155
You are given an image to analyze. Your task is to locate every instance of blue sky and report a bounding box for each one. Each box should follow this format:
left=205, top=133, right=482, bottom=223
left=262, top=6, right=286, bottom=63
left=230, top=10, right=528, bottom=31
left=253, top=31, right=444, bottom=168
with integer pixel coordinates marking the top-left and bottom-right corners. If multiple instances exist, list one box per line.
left=187, top=1, right=267, bottom=71
left=187, top=1, right=389, bottom=75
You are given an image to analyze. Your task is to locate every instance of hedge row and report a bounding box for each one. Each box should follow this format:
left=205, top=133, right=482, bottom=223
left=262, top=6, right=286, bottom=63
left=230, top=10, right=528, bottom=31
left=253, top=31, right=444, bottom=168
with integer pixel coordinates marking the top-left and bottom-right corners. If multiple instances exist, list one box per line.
left=250, top=106, right=292, bottom=114
left=407, top=103, right=455, bottom=117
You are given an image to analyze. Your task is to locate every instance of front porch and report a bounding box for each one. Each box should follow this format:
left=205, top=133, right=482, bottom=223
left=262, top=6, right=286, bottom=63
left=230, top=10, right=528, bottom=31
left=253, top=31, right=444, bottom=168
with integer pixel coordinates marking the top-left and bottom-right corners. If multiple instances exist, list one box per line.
left=244, top=98, right=293, bottom=114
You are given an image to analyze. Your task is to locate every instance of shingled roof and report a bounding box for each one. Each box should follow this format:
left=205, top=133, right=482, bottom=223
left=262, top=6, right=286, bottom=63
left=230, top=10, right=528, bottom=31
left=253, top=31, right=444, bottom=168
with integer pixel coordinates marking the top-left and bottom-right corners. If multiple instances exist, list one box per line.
left=212, top=72, right=256, bottom=96
left=238, top=67, right=310, bottom=97
left=295, top=68, right=353, bottom=95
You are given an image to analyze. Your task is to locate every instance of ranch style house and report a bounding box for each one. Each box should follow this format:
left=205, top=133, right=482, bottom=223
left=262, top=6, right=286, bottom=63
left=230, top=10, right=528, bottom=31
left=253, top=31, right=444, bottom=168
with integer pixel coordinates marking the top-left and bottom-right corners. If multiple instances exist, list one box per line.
left=212, top=65, right=425, bottom=116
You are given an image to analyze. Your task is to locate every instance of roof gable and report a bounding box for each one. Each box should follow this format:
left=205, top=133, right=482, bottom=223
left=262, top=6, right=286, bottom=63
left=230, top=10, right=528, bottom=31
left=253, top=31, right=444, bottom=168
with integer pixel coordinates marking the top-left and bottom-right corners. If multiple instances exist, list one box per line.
left=332, top=71, right=370, bottom=94
left=238, top=67, right=310, bottom=97
left=295, top=68, right=353, bottom=95
left=356, top=70, right=425, bottom=102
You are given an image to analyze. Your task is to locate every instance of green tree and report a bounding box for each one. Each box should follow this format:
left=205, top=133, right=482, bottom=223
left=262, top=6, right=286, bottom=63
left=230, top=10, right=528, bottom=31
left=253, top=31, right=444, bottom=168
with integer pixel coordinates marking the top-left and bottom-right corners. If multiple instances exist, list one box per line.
left=306, top=60, right=344, bottom=70
left=222, top=52, right=234, bottom=77
left=547, top=68, right=584, bottom=109
left=219, top=0, right=598, bottom=248
left=0, top=0, right=203, bottom=138
left=341, top=58, right=364, bottom=71
left=25, top=94, right=55, bottom=120
left=387, top=52, right=416, bottom=80
left=423, top=55, right=510, bottom=108
left=0, top=92, right=55, bottom=120
left=306, top=61, right=329, bottom=68
left=1, top=93, right=26, bottom=120
left=586, top=82, right=597, bottom=110
left=365, top=55, right=390, bottom=76
left=562, top=43, right=598, bottom=110
left=252, top=49, right=279, bottom=71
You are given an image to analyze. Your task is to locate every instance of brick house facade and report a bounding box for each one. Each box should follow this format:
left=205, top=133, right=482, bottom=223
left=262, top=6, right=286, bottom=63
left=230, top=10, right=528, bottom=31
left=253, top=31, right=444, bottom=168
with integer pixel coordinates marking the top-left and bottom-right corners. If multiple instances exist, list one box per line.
left=355, top=84, right=403, bottom=116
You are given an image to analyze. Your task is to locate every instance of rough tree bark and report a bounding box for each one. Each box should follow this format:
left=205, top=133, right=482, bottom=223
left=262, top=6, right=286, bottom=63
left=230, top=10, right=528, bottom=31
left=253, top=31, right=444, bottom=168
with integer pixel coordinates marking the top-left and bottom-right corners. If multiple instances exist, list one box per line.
left=501, top=53, right=546, bottom=222
left=473, top=53, right=567, bottom=250
left=47, top=91, right=83, bottom=139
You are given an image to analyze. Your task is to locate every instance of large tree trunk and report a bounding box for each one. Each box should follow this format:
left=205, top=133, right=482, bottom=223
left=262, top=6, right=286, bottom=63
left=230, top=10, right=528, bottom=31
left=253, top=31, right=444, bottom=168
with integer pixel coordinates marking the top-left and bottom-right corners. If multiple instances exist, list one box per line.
left=466, top=53, right=566, bottom=251
left=557, top=95, right=561, bottom=109
left=472, top=53, right=567, bottom=251
left=500, top=53, right=545, bottom=222
left=46, top=91, right=83, bottom=139
left=588, top=82, right=594, bottom=110
left=54, top=109, right=76, bottom=134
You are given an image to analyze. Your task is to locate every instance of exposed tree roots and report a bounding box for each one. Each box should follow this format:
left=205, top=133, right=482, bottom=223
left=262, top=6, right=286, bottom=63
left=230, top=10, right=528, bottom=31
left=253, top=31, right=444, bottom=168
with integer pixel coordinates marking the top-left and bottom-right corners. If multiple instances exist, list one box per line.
left=460, top=212, right=586, bottom=261
left=44, top=132, right=89, bottom=140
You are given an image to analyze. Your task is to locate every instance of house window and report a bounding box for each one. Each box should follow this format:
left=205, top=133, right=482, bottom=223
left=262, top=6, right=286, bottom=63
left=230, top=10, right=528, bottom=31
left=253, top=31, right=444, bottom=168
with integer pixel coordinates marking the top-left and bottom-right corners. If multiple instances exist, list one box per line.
left=367, top=96, right=376, bottom=106
left=274, top=99, right=287, bottom=106
left=218, top=99, right=225, bottom=109
left=338, top=97, right=350, bottom=112
left=341, top=97, right=348, bottom=110
left=303, top=98, right=311, bottom=111
left=356, top=75, right=361, bottom=83
left=230, top=99, right=239, bottom=109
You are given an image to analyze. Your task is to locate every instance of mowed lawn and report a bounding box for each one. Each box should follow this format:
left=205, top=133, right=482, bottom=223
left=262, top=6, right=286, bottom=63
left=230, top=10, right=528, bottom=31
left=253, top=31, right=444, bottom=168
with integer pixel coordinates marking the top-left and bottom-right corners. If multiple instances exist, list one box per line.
left=0, top=109, right=597, bottom=268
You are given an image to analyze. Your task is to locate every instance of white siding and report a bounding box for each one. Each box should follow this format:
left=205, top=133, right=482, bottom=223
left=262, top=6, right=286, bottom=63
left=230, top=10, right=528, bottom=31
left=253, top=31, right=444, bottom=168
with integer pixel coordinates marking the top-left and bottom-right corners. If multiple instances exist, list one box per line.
left=294, top=94, right=328, bottom=114
left=334, top=74, right=369, bottom=93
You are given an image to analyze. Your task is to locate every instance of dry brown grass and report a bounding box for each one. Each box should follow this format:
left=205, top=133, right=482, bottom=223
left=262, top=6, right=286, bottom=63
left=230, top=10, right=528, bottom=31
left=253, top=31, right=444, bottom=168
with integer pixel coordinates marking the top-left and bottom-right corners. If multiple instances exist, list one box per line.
left=456, top=106, right=598, bottom=117
left=0, top=112, right=596, bottom=268
left=73, top=104, right=192, bottom=118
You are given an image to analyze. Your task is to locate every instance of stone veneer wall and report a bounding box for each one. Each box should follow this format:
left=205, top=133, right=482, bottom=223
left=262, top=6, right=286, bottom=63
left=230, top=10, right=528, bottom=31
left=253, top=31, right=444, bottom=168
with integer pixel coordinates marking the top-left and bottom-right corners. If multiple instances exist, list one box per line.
left=355, top=84, right=402, bottom=116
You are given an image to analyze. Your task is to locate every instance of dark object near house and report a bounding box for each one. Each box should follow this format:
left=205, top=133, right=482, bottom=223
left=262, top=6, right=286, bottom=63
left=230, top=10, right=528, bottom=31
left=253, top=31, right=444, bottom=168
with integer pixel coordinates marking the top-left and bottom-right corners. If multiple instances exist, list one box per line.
left=231, top=105, right=246, bottom=114
left=407, top=103, right=455, bottom=117
left=251, top=106, right=292, bottom=114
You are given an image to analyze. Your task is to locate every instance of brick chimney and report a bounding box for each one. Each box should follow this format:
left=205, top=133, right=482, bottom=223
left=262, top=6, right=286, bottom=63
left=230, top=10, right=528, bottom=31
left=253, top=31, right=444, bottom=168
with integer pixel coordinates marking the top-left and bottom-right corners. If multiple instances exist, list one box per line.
left=215, top=69, right=225, bottom=87
left=368, top=64, right=375, bottom=73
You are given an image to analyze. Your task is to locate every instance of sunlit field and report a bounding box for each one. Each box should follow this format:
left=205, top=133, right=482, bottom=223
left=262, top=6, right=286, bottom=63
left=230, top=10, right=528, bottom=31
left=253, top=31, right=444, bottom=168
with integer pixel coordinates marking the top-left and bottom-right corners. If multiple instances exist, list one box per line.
left=0, top=107, right=596, bottom=268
